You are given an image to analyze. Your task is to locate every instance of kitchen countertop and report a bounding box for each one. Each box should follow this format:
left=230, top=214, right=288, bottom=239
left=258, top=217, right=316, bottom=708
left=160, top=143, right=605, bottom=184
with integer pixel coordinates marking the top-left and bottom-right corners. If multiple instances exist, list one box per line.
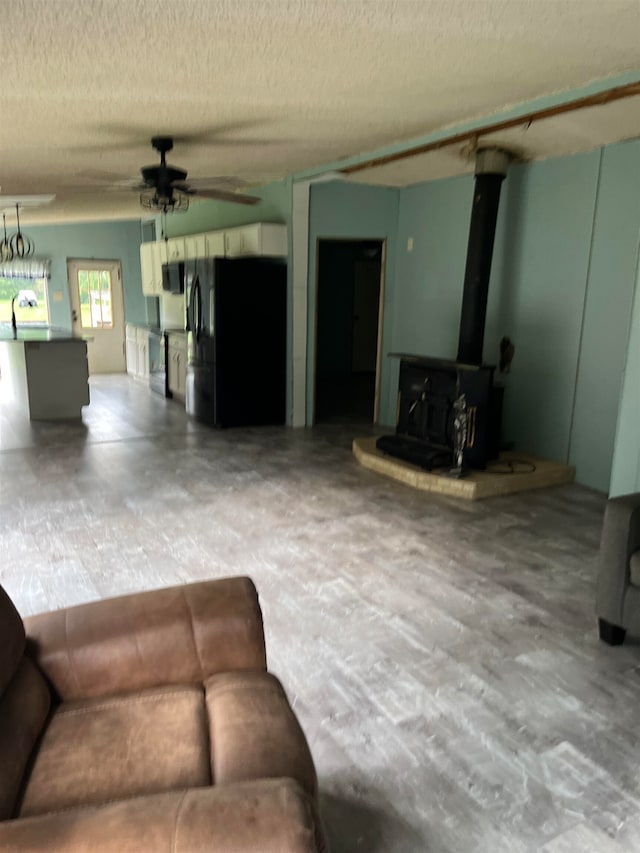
left=126, top=323, right=186, bottom=335
left=0, top=326, right=92, bottom=343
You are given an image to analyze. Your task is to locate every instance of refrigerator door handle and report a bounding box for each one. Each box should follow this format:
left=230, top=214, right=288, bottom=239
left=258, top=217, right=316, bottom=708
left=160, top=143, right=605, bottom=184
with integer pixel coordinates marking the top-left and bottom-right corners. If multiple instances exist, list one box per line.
left=190, top=276, right=202, bottom=342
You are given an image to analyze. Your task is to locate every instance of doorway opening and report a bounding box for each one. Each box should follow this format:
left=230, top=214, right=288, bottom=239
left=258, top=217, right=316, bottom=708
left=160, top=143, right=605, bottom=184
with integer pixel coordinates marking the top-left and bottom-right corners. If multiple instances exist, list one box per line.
left=314, top=239, right=385, bottom=424
left=67, top=259, right=125, bottom=375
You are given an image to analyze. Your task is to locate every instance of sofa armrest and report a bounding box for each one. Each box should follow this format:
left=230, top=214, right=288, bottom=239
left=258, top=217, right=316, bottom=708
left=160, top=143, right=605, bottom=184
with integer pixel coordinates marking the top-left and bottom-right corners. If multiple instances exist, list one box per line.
left=24, top=576, right=266, bottom=701
left=0, top=780, right=319, bottom=852
left=596, top=494, right=640, bottom=626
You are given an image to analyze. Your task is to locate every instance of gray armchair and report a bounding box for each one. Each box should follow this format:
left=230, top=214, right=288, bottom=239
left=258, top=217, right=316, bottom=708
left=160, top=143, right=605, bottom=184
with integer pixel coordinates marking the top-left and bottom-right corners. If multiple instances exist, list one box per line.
left=596, top=492, right=640, bottom=645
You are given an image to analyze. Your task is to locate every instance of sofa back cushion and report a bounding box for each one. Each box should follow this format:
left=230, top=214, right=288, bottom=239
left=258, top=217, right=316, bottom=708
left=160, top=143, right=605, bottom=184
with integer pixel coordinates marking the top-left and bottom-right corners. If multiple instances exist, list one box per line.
left=0, top=586, right=51, bottom=820
left=0, top=585, right=26, bottom=696
left=0, top=657, right=51, bottom=819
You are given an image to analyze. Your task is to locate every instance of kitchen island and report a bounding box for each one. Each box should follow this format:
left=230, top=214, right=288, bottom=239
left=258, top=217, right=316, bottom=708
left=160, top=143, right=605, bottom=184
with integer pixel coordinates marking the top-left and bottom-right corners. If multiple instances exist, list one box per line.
left=0, top=328, right=90, bottom=420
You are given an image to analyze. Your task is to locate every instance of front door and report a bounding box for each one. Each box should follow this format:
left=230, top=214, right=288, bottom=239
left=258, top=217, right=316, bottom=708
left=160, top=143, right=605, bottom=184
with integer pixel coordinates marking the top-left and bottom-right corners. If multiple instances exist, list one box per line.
left=67, top=259, right=126, bottom=374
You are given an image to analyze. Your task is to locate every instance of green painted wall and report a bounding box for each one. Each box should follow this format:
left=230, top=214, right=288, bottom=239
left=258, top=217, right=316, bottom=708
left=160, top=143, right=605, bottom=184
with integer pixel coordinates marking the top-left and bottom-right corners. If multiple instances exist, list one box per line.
left=307, top=181, right=400, bottom=425
left=393, top=173, right=471, bottom=361
left=390, top=141, right=640, bottom=492
left=485, top=153, right=600, bottom=466
left=610, top=252, right=640, bottom=497
left=570, top=141, right=640, bottom=493
left=162, top=179, right=291, bottom=237
left=14, top=219, right=145, bottom=331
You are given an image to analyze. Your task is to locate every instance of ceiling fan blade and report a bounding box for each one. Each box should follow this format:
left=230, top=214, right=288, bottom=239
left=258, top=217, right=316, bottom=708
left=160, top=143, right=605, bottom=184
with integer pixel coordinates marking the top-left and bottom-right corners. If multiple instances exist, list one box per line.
left=72, top=168, right=135, bottom=183
left=180, top=176, right=248, bottom=190
left=195, top=188, right=260, bottom=206
left=72, top=121, right=274, bottom=153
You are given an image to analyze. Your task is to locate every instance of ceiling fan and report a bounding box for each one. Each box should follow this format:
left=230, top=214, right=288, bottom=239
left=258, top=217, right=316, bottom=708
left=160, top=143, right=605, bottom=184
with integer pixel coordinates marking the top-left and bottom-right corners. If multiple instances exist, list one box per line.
left=134, top=136, right=260, bottom=212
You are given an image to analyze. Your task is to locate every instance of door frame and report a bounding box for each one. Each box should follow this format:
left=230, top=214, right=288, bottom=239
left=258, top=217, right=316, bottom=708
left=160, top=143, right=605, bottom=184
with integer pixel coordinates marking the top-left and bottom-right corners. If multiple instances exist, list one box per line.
left=67, top=258, right=126, bottom=374
left=312, top=237, right=386, bottom=425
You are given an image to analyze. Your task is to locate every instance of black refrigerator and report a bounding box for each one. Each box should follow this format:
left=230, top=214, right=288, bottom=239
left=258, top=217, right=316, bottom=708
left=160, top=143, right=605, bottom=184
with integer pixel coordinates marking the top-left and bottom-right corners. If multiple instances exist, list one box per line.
left=185, top=256, right=287, bottom=428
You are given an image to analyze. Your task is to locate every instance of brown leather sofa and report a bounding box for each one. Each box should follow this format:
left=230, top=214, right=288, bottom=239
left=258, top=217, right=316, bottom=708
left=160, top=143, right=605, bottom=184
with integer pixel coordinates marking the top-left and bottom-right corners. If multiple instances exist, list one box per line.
left=0, top=576, right=327, bottom=852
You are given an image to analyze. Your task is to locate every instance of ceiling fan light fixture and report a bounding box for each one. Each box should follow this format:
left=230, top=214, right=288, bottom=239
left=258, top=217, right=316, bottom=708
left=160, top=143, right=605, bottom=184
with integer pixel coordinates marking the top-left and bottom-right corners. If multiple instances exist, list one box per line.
left=139, top=188, right=189, bottom=214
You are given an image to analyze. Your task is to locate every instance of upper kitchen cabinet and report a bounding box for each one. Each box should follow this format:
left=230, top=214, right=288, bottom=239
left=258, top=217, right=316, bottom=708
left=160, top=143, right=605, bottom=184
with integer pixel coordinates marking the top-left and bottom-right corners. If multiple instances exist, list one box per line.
left=183, top=231, right=225, bottom=260
left=184, top=233, right=206, bottom=259
left=143, top=225, right=287, bottom=286
left=223, top=223, right=287, bottom=258
left=140, top=242, right=163, bottom=296
left=164, top=237, right=186, bottom=262
left=204, top=230, right=225, bottom=258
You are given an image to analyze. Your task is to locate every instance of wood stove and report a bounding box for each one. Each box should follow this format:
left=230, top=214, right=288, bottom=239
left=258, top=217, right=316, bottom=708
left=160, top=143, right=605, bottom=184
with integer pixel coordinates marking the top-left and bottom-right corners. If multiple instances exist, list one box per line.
left=377, top=148, right=510, bottom=473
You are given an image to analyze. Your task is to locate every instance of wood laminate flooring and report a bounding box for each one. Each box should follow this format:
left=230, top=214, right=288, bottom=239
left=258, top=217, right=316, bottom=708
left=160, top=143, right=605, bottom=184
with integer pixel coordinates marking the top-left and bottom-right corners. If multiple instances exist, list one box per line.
left=1, top=375, right=638, bottom=853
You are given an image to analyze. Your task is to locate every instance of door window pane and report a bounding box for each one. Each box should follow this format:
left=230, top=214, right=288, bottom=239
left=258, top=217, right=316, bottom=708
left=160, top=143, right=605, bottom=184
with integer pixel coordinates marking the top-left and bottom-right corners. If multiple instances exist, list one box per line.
left=78, top=269, right=113, bottom=329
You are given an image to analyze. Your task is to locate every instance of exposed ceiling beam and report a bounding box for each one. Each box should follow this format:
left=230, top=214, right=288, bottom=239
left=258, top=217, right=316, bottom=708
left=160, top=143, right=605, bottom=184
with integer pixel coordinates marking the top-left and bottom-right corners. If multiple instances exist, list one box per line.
left=342, top=81, right=640, bottom=175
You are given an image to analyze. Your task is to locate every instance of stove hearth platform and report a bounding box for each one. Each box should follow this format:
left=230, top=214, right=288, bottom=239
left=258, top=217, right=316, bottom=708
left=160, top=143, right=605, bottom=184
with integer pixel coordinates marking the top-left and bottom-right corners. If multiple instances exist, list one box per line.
left=353, top=436, right=575, bottom=501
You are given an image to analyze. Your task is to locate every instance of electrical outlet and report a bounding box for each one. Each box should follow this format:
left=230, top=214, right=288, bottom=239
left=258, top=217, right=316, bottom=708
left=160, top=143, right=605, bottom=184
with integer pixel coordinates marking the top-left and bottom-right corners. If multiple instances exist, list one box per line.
left=407, top=237, right=414, bottom=252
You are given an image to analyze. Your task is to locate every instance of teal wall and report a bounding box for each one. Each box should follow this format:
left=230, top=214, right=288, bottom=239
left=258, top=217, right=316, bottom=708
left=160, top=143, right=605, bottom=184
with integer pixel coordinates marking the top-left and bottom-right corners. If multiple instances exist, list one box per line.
left=19, top=219, right=145, bottom=330
left=571, top=142, right=640, bottom=494
left=162, top=179, right=291, bottom=237
left=307, top=181, right=399, bottom=424
left=388, top=141, right=640, bottom=491
left=610, top=254, right=640, bottom=496
left=484, top=152, right=600, bottom=466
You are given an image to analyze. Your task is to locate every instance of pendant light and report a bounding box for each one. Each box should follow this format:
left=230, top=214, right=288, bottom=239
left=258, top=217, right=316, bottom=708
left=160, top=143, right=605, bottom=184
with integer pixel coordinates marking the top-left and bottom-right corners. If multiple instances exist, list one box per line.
left=9, top=204, right=34, bottom=259
left=0, top=214, right=13, bottom=262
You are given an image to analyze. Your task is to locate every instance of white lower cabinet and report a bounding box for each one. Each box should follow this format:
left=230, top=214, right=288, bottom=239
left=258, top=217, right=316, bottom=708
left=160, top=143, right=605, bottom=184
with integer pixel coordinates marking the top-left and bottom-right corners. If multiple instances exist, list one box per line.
left=125, top=326, right=138, bottom=377
left=167, top=333, right=187, bottom=400
left=125, top=325, right=150, bottom=381
left=136, top=331, right=149, bottom=381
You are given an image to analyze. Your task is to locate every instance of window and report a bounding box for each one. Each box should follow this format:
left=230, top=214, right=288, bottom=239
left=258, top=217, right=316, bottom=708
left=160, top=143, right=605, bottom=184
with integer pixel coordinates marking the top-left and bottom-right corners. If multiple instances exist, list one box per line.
left=0, top=276, right=49, bottom=325
left=77, top=268, right=113, bottom=329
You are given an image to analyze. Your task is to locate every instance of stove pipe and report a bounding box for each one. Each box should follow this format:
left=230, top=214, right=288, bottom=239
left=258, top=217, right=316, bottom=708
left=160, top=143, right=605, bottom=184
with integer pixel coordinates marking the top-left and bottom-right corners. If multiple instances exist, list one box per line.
left=456, top=147, right=510, bottom=365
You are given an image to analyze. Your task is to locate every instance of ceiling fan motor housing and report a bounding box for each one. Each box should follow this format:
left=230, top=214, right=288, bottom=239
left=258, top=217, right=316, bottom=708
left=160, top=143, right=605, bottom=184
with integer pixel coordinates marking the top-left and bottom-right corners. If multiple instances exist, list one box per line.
left=140, top=163, right=188, bottom=190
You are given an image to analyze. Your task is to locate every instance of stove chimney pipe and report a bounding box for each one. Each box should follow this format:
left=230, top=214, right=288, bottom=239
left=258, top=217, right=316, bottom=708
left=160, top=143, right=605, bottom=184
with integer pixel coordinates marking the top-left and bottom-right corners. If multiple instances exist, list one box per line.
left=456, top=147, right=510, bottom=365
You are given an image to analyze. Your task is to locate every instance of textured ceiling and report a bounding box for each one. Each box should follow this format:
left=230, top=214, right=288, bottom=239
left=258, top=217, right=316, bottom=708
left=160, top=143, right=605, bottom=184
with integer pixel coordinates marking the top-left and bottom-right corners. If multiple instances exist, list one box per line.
left=1, top=0, right=639, bottom=224
left=349, top=95, right=640, bottom=186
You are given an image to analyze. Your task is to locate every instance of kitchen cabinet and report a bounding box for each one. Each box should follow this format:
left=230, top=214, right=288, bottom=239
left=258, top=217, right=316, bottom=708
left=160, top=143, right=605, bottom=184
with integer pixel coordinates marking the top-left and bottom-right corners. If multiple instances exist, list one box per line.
left=204, top=230, right=225, bottom=258
left=167, top=332, right=187, bottom=400
left=164, top=237, right=186, bottom=262
left=125, top=325, right=138, bottom=377
left=184, top=230, right=224, bottom=259
left=145, top=224, right=285, bottom=274
left=126, top=324, right=150, bottom=381
left=223, top=223, right=287, bottom=258
left=140, top=243, right=163, bottom=296
left=184, top=233, right=206, bottom=260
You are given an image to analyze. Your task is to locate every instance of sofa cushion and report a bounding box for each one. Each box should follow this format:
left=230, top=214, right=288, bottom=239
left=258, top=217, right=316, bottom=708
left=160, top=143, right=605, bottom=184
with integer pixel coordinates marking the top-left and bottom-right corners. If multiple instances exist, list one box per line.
left=0, top=658, right=51, bottom=820
left=19, top=684, right=210, bottom=817
left=629, top=551, right=640, bottom=587
left=23, top=577, right=266, bottom=702
left=0, top=780, right=318, bottom=853
left=0, top=585, right=26, bottom=697
left=206, top=671, right=317, bottom=799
